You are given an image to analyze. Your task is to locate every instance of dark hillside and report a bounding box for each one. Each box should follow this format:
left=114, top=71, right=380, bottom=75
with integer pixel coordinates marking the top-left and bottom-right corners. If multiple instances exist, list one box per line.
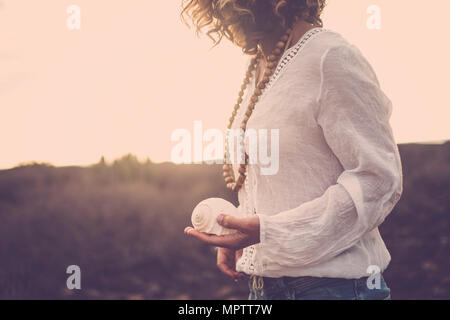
left=0, top=142, right=448, bottom=299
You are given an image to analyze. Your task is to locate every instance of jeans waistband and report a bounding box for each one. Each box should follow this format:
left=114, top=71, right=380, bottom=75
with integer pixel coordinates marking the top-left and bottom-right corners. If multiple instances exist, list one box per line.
left=249, top=274, right=371, bottom=295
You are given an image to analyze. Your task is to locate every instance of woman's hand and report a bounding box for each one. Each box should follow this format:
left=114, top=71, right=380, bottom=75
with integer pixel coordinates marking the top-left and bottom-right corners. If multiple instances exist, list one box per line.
left=216, top=247, right=245, bottom=281
left=184, top=214, right=260, bottom=250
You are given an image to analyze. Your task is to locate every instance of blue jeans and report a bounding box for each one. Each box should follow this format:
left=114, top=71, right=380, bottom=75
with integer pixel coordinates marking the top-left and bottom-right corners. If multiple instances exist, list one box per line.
left=248, top=274, right=391, bottom=300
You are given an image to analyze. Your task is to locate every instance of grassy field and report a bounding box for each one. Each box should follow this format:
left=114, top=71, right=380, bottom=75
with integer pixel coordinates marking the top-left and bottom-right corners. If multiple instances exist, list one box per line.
left=0, top=142, right=448, bottom=299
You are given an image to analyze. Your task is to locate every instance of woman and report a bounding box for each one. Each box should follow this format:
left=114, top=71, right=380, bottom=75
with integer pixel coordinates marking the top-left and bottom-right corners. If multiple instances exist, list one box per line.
left=182, top=0, right=403, bottom=300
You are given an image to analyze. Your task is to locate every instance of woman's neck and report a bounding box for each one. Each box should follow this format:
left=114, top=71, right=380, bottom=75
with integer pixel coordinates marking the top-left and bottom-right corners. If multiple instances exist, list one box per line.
left=258, top=19, right=318, bottom=59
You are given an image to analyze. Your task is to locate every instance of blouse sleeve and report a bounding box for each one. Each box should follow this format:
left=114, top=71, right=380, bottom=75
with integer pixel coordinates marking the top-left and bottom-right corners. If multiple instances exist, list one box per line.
left=256, top=44, right=403, bottom=269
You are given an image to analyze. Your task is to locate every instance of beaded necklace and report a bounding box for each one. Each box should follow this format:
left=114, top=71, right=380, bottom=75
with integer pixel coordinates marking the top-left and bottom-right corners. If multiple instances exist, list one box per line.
left=222, top=24, right=296, bottom=192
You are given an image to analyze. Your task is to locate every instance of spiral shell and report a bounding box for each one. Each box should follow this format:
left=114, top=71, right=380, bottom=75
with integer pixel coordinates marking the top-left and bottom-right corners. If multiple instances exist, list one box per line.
left=191, top=198, right=238, bottom=235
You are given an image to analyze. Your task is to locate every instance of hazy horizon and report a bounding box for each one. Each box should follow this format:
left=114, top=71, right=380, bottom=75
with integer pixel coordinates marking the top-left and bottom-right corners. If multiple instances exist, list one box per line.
left=1, top=139, right=447, bottom=171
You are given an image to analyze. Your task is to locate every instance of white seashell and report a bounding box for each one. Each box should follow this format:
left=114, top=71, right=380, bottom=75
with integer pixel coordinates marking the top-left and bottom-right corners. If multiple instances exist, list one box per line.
left=191, top=198, right=238, bottom=235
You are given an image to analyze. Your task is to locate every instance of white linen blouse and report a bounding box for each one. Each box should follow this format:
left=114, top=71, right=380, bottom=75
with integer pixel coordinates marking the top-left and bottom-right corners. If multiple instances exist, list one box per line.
left=231, top=27, right=403, bottom=279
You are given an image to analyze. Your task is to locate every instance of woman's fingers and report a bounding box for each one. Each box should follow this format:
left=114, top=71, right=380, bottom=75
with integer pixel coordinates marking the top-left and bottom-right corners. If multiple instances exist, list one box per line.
left=217, top=261, right=245, bottom=281
left=217, top=249, right=245, bottom=281
left=217, top=261, right=236, bottom=277
left=217, top=261, right=239, bottom=279
left=184, top=227, right=248, bottom=249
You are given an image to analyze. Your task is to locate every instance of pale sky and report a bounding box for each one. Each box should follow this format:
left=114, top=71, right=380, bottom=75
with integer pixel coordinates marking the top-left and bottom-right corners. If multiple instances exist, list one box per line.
left=0, top=0, right=449, bottom=169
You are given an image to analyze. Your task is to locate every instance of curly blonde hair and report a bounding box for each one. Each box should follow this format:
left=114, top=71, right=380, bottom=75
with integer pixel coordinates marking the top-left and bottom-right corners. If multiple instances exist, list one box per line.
left=181, top=0, right=327, bottom=54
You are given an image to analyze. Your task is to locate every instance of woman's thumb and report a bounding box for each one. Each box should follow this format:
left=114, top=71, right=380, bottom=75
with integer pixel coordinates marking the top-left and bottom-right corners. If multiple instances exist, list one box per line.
left=217, top=214, right=242, bottom=230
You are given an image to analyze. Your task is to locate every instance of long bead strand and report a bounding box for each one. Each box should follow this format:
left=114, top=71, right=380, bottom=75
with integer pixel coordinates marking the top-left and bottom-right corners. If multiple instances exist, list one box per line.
left=223, top=26, right=294, bottom=192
